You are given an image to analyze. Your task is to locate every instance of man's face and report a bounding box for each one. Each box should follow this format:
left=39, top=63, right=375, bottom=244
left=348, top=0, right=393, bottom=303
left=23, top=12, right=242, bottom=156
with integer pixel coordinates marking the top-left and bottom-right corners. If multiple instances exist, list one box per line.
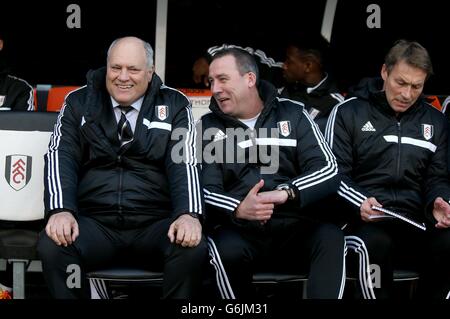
left=381, top=60, right=427, bottom=114
left=106, top=38, right=153, bottom=106
left=282, top=46, right=308, bottom=84
left=208, top=55, right=252, bottom=118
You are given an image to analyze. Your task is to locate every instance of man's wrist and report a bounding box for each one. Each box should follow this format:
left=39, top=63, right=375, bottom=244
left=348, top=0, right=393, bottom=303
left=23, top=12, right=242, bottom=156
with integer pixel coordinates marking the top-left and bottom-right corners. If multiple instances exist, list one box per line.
left=276, top=184, right=296, bottom=200
left=186, top=212, right=200, bottom=219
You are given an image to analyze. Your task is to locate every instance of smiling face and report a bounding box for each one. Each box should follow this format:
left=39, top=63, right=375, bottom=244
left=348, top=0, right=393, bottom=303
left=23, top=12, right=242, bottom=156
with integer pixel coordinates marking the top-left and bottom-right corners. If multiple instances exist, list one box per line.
left=106, top=37, right=153, bottom=106
left=208, top=54, right=255, bottom=118
left=381, top=60, right=427, bottom=114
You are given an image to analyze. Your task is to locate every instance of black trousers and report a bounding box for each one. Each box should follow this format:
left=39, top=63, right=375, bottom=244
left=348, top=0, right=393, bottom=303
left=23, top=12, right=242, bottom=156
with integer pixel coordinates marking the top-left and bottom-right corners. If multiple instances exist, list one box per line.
left=37, top=215, right=208, bottom=299
left=346, top=220, right=450, bottom=299
left=208, top=218, right=346, bottom=299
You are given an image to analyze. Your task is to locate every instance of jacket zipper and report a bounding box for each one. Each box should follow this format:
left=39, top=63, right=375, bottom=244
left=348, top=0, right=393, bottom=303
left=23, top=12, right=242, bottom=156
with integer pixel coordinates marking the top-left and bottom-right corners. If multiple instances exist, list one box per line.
left=117, top=155, right=123, bottom=218
left=394, top=121, right=401, bottom=202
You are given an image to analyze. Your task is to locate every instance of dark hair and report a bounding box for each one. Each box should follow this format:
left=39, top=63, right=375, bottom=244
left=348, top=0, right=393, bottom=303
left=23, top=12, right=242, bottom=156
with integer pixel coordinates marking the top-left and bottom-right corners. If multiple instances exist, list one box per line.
left=211, top=48, right=260, bottom=82
left=384, top=39, right=433, bottom=78
left=288, top=33, right=330, bottom=68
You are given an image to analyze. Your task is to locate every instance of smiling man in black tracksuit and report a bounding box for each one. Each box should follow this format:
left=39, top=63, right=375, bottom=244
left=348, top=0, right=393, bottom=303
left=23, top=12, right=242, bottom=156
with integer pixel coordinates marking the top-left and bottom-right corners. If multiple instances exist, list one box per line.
left=326, top=40, right=450, bottom=299
left=37, top=37, right=207, bottom=299
left=201, top=48, right=346, bottom=299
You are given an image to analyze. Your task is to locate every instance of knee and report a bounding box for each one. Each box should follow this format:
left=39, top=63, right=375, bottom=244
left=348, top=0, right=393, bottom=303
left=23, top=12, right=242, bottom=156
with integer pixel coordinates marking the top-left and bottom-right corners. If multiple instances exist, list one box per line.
left=314, top=223, right=345, bottom=249
left=209, top=236, right=250, bottom=266
left=430, top=228, right=450, bottom=255
left=171, top=236, right=208, bottom=263
left=36, top=231, right=64, bottom=263
left=351, top=225, right=392, bottom=254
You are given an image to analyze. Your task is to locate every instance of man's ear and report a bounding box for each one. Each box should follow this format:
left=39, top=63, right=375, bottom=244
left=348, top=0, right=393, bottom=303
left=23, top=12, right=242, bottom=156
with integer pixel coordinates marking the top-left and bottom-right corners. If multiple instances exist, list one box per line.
left=147, top=66, right=154, bottom=82
left=247, top=72, right=257, bottom=87
left=381, top=64, right=388, bottom=81
left=0, top=39, right=4, bottom=51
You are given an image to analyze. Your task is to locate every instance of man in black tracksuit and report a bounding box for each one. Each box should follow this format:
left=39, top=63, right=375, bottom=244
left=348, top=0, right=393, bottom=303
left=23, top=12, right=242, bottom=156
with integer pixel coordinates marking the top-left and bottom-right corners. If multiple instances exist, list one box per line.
left=0, top=34, right=34, bottom=111
left=202, top=48, right=346, bottom=299
left=326, top=40, right=450, bottom=299
left=278, top=34, right=344, bottom=134
left=37, top=37, right=207, bottom=299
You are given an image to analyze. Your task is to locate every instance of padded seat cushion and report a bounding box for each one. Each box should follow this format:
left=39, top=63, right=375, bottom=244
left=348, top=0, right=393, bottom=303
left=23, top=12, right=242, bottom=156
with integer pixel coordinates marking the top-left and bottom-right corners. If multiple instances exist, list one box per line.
left=0, top=229, right=39, bottom=259
left=252, top=272, right=308, bottom=283
left=87, top=268, right=164, bottom=281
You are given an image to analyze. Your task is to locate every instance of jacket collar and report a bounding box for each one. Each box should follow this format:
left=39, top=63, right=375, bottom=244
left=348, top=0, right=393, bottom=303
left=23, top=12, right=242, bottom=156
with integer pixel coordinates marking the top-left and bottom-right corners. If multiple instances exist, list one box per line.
left=209, top=79, right=278, bottom=128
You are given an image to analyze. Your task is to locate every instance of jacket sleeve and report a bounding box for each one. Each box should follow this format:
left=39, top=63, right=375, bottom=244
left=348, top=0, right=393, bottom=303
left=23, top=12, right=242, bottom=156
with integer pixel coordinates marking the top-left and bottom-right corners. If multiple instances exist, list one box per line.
left=325, top=101, right=371, bottom=215
left=200, top=120, right=243, bottom=218
left=44, top=98, right=82, bottom=219
left=9, top=78, right=34, bottom=111
left=280, top=107, right=339, bottom=208
left=424, top=116, right=450, bottom=224
left=165, top=100, right=204, bottom=220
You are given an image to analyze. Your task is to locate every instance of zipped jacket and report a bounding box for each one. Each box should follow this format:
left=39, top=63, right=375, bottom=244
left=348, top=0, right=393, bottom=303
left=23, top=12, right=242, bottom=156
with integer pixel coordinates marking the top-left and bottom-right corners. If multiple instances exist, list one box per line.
left=44, top=67, right=203, bottom=229
left=200, top=80, right=338, bottom=227
left=325, top=77, right=450, bottom=225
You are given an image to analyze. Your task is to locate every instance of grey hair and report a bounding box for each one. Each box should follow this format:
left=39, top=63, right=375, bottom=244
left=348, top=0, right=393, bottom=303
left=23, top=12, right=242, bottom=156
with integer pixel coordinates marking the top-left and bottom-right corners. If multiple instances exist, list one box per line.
left=384, top=39, right=433, bottom=78
left=107, top=37, right=154, bottom=69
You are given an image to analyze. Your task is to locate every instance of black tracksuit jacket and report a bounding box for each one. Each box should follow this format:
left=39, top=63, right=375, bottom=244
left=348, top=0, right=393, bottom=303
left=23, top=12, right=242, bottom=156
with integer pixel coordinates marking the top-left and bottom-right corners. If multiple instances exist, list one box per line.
left=325, top=77, right=450, bottom=225
left=278, top=74, right=344, bottom=134
left=0, top=70, right=34, bottom=111
left=44, top=67, right=203, bottom=229
left=200, top=80, right=339, bottom=227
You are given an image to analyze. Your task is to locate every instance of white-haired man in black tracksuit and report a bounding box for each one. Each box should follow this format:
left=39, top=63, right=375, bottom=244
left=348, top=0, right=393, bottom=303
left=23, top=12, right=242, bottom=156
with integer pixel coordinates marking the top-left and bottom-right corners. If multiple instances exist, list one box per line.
left=201, top=48, right=346, bottom=299
left=326, top=40, right=450, bottom=299
left=37, top=37, right=207, bottom=299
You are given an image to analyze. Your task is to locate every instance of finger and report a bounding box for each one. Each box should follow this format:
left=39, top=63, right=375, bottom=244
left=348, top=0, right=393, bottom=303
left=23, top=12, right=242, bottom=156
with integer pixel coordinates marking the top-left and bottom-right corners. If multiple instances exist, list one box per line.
left=436, top=221, right=446, bottom=229
left=442, top=217, right=450, bottom=228
left=71, top=222, right=79, bottom=242
left=360, top=212, right=370, bottom=222
left=45, top=223, right=52, bottom=238
left=167, top=223, right=176, bottom=243
left=183, top=231, right=194, bottom=248
left=193, top=231, right=202, bottom=247
left=176, top=226, right=186, bottom=245
left=48, top=225, right=61, bottom=246
left=57, top=228, right=68, bottom=247
left=434, top=197, right=445, bottom=208
left=256, top=203, right=274, bottom=211
left=255, top=210, right=273, bottom=220
left=63, top=224, right=72, bottom=245
left=249, top=179, right=264, bottom=195
left=369, top=197, right=382, bottom=208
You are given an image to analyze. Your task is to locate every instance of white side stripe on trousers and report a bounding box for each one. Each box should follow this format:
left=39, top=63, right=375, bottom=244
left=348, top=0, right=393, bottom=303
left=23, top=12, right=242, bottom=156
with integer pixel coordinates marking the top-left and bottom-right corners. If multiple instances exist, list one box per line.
left=207, top=237, right=235, bottom=299
left=338, top=242, right=348, bottom=299
left=345, top=236, right=376, bottom=299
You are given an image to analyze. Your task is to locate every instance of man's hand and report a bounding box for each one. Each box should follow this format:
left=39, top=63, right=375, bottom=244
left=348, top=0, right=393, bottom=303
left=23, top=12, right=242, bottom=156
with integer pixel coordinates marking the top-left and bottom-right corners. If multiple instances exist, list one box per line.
left=45, top=211, right=79, bottom=246
left=234, top=180, right=274, bottom=222
left=168, top=214, right=202, bottom=247
left=432, top=197, right=450, bottom=229
left=360, top=197, right=384, bottom=222
left=258, top=189, right=288, bottom=205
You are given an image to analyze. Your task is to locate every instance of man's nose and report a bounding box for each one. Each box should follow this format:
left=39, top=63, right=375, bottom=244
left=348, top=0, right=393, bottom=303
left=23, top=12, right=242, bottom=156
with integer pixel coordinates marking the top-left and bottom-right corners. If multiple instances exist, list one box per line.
left=118, top=68, right=130, bottom=81
left=211, top=82, right=222, bottom=95
left=401, top=86, right=412, bottom=100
